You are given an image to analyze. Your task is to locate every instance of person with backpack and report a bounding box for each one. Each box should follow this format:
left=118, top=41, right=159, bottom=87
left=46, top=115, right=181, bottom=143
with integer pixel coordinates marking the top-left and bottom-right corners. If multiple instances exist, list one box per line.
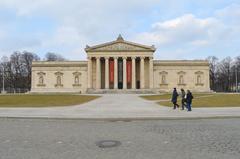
left=186, top=90, right=194, bottom=111
left=171, top=88, right=179, bottom=109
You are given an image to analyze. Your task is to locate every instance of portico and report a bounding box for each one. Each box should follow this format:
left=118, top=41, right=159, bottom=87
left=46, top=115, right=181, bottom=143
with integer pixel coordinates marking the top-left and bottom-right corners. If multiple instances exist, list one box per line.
left=85, top=35, right=155, bottom=90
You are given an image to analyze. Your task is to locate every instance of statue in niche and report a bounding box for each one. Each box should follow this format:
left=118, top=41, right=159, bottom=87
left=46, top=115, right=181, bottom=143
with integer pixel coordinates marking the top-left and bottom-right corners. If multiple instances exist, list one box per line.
left=39, top=75, right=44, bottom=85
left=197, top=75, right=201, bottom=84
left=161, top=75, right=166, bottom=84
left=57, top=76, right=61, bottom=85
left=179, top=75, right=184, bottom=84
left=75, top=75, right=79, bottom=84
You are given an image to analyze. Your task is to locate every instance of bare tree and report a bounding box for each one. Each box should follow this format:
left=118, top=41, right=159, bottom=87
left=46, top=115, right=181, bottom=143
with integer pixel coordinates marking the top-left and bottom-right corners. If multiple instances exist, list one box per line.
left=10, top=52, right=22, bottom=89
left=45, top=52, right=66, bottom=61
left=233, top=56, right=240, bottom=91
left=207, top=56, right=218, bottom=90
left=217, top=57, right=232, bottom=92
left=21, top=51, right=40, bottom=89
left=0, top=51, right=40, bottom=92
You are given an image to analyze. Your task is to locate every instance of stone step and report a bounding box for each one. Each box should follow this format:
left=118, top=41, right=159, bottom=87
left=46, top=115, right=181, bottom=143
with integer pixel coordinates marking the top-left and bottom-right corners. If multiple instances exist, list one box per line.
left=87, top=89, right=155, bottom=94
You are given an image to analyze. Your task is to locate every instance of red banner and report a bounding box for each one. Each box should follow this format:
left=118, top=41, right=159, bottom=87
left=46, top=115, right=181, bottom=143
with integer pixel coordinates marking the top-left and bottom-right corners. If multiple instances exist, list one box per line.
left=127, top=60, right=132, bottom=83
left=109, top=60, right=114, bottom=83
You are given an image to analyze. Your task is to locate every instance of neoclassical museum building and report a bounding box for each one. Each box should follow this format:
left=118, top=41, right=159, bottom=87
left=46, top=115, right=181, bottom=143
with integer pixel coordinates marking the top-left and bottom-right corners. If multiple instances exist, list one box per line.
left=31, top=35, right=210, bottom=93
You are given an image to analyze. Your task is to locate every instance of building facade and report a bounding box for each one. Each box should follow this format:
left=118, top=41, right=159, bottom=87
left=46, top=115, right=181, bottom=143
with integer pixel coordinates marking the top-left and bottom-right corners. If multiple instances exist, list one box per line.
left=31, top=35, right=210, bottom=93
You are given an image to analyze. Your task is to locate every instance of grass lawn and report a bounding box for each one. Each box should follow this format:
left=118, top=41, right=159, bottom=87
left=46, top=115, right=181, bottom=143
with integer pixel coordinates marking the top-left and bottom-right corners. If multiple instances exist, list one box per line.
left=140, top=93, right=212, bottom=101
left=141, top=94, right=240, bottom=107
left=0, top=94, right=100, bottom=107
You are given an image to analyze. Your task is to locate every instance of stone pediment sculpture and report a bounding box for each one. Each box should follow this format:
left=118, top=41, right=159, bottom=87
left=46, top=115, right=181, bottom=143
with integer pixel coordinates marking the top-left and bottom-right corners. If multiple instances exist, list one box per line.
left=85, top=34, right=156, bottom=52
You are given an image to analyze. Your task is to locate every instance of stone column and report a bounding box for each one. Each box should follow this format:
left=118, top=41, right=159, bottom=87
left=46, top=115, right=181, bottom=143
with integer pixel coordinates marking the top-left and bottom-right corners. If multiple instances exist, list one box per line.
left=140, top=56, right=145, bottom=89
left=131, top=57, right=136, bottom=89
left=87, top=57, right=92, bottom=89
left=149, top=57, right=154, bottom=89
left=114, top=57, right=118, bottom=89
left=123, top=57, right=127, bottom=89
left=96, top=57, right=101, bottom=89
left=105, top=57, right=109, bottom=89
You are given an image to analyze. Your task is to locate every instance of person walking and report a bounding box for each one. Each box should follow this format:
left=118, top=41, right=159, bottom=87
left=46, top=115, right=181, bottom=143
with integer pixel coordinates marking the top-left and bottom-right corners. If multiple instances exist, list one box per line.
left=186, top=90, right=194, bottom=111
left=180, top=88, right=186, bottom=110
left=171, top=88, right=179, bottom=109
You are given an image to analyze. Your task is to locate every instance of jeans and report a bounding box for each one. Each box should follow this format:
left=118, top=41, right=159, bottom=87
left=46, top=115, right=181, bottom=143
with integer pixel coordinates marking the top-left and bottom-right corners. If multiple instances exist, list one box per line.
left=187, top=103, right=192, bottom=111
left=172, top=102, right=179, bottom=109
left=181, top=99, right=186, bottom=110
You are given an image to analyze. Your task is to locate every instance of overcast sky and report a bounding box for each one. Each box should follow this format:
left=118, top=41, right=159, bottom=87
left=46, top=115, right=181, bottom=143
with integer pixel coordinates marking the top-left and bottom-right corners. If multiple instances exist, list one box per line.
left=0, top=0, right=240, bottom=60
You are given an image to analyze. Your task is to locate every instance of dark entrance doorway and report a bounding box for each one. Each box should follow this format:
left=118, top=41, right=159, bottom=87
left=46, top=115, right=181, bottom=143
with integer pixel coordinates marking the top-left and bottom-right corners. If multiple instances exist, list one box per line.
left=136, top=80, right=140, bottom=89
left=118, top=59, right=123, bottom=89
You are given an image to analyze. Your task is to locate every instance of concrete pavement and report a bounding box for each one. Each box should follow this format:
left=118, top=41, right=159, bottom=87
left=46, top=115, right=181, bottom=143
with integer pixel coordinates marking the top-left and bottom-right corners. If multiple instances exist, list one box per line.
left=0, top=94, right=240, bottom=119
left=1, top=118, right=240, bottom=159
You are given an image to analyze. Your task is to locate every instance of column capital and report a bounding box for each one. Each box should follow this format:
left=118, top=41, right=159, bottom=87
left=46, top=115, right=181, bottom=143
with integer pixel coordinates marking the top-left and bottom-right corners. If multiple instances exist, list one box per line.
left=87, top=56, right=92, bottom=60
left=140, top=56, right=145, bottom=60
left=105, top=57, right=109, bottom=60
left=114, top=56, right=118, bottom=60
left=131, top=56, right=136, bottom=60
left=122, top=56, right=127, bottom=60
left=96, top=57, right=101, bottom=60
left=149, top=56, right=153, bottom=60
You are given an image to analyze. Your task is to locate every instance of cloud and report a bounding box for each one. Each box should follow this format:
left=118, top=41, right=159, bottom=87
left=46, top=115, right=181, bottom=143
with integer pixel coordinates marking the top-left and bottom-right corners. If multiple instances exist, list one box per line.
left=41, top=26, right=89, bottom=59
left=133, top=8, right=240, bottom=59
left=0, top=0, right=163, bottom=59
left=215, top=3, right=240, bottom=20
left=134, top=14, right=223, bottom=46
left=0, top=1, right=240, bottom=60
left=0, top=0, right=53, bottom=16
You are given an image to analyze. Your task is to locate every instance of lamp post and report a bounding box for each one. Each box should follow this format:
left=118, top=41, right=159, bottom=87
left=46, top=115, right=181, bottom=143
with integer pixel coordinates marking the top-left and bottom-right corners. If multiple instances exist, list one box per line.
left=236, top=66, right=238, bottom=93
left=1, top=65, right=6, bottom=94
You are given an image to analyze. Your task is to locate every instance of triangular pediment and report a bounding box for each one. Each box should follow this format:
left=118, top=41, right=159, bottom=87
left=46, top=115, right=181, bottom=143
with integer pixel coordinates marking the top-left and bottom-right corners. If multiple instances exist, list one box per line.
left=85, top=35, right=156, bottom=52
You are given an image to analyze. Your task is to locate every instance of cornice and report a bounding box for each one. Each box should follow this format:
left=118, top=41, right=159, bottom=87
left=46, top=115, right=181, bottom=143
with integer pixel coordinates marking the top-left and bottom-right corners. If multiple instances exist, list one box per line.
left=32, top=61, right=87, bottom=67
left=86, top=49, right=154, bottom=53
left=153, top=60, right=209, bottom=66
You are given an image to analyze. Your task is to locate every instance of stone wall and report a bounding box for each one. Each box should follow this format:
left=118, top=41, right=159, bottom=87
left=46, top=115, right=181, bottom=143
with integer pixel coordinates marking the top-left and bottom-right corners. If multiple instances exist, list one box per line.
left=153, top=60, right=210, bottom=92
left=31, top=61, right=88, bottom=93
left=31, top=60, right=210, bottom=93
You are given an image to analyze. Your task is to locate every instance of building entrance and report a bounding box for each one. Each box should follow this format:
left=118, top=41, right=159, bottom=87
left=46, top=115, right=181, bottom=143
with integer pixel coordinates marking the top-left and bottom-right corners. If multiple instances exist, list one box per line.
left=118, top=59, right=123, bottom=89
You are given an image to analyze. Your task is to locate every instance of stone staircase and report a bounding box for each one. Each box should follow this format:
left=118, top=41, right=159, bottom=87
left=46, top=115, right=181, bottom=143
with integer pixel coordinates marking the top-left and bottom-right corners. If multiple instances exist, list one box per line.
left=86, top=89, right=156, bottom=94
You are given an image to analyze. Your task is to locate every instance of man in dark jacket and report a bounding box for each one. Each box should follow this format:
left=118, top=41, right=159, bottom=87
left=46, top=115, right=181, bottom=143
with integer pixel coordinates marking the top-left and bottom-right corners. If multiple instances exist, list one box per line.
left=180, top=88, right=186, bottom=110
left=186, top=90, right=194, bottom=111
left=171, top=88, right=179, bottom=109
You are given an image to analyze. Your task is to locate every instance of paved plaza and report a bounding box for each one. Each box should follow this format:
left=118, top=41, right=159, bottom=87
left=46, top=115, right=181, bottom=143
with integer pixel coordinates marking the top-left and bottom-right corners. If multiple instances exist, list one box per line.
left=0, top=118, right=239, bottom=159
left=0, top=94, right=240, bottom=119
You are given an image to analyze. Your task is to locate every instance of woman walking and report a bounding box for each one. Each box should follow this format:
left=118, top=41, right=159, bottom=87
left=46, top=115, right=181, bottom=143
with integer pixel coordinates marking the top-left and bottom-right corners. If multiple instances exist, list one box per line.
left=171, top=88, right=179, bottom=109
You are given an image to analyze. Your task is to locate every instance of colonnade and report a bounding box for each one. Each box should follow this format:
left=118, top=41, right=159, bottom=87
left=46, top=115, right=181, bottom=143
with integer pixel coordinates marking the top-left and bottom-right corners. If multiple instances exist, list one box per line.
left=87, top=56, right=153, bottom=89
